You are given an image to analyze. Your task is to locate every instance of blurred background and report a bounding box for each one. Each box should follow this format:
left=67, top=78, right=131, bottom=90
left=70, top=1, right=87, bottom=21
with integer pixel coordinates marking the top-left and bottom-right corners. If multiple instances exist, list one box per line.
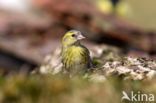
left=0, top=1, right=156, bottom=103
left=0, top=0, right=155, bottom=74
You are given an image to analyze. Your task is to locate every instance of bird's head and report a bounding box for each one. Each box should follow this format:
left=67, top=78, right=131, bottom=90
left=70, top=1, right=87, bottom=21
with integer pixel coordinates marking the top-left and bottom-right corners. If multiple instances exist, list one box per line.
left=62, top=30, right=85, bottom=47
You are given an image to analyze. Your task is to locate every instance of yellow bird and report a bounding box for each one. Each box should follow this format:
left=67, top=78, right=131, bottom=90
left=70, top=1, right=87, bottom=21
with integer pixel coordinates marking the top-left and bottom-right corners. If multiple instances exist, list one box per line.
left=61, top=30, right=92, bottom=76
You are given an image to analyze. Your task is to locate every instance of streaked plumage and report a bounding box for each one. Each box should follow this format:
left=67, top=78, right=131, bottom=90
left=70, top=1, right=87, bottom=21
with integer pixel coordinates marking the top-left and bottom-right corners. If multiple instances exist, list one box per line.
left=61, top=30, right=92, bottom=75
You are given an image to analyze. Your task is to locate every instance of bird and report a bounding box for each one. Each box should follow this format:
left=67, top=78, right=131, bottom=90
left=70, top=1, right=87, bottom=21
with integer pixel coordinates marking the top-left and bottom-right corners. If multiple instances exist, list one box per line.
left=61, top=30, right=92, bottom=76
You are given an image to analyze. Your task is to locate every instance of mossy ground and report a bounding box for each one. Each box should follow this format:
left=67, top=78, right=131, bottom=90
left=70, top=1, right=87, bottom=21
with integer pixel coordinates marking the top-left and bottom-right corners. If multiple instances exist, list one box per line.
left=0, top=73, right=156, bottom=103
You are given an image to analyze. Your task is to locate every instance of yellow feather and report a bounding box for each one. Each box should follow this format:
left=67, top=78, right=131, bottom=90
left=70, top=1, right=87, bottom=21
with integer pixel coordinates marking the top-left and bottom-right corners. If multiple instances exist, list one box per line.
left=61, top=30, right=91, bottom=75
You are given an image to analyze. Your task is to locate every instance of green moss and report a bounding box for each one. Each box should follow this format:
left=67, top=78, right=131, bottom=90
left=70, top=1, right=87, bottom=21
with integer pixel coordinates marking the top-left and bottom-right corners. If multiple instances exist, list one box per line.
left=91, top=59, right=101, bottom=66
left=0, top=74, right=155, bottom=103
left=102, top=49, right=112, bottom=56
left=107, top=58, right=114, bottom=62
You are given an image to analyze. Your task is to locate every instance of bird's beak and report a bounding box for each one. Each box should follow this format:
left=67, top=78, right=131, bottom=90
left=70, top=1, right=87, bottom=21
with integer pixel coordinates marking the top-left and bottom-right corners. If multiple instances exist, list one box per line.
left=77, top=34, right=85, bottom=40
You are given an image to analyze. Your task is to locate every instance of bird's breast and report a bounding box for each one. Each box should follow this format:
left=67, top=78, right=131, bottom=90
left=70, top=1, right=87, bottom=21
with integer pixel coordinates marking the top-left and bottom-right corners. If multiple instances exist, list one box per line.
left=67, top=46, right=85, bottom=62
left=62, top=46, right=87, bottom=69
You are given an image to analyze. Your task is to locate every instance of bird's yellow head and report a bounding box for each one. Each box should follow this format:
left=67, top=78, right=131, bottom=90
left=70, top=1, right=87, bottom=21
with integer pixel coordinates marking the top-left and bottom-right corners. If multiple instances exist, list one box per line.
left=62, top=30, right=85, bottom=47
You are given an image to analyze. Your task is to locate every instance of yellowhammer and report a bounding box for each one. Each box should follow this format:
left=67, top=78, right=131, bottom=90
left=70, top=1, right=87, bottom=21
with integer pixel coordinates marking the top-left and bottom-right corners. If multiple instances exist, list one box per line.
left=61, top=30, right=92, bottom=75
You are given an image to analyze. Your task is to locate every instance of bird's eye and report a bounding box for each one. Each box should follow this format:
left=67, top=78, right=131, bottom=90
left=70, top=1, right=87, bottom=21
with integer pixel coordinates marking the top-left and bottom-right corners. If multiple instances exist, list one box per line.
left=72, top=34, right=77, bottom=37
